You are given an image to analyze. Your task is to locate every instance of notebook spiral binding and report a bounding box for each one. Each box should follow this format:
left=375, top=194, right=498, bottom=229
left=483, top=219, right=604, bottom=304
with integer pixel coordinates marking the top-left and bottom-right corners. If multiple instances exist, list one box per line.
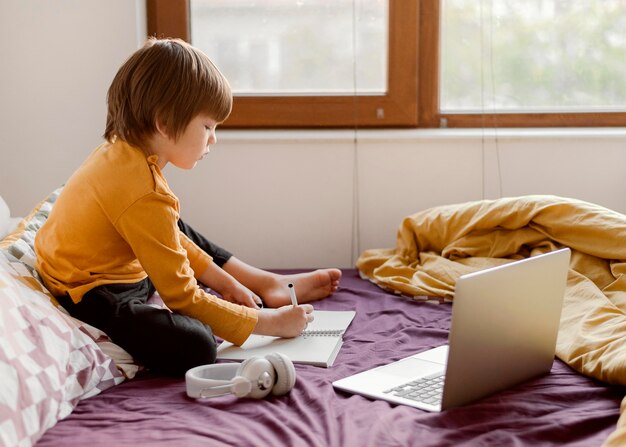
left=302, top=330, right=344, bottom=337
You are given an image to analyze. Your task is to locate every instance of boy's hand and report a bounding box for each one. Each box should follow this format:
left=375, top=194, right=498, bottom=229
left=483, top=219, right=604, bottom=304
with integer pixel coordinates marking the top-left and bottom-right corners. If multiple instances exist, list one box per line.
left=220, top=282, right=263, bottom=309
left=199, top=263, right=262, bottom=308
left=253, top=305, right=315, bottom=338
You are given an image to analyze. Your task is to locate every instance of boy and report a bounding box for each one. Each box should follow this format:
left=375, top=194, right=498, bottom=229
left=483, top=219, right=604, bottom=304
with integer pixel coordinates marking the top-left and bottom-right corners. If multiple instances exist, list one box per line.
left=34, top=38, right=341, bottom=376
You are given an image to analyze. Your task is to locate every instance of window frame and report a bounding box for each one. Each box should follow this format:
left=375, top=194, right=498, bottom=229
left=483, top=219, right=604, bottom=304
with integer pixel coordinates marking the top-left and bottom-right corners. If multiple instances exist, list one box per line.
left=147, top=0, right=626, bottom=129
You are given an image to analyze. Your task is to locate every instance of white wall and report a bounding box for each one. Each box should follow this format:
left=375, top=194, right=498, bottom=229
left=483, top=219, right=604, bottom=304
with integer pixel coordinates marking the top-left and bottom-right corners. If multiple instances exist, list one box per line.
left=0, top=0, right=146, bottom=212
left=169, top=129, right=626, bottom=269
left=1, top=1, right=625, bottom=269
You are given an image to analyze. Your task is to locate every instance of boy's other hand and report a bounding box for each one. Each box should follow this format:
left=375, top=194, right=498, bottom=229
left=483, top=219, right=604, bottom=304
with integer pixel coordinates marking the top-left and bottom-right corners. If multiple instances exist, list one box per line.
left=199, top=262, right=262, bottom=308
left=221, top=282, right=263, bottom=309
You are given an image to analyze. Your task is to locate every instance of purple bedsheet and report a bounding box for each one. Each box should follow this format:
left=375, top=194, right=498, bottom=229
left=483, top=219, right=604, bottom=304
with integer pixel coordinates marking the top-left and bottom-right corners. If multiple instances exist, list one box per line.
left=37, top=270, right=623, bottom=446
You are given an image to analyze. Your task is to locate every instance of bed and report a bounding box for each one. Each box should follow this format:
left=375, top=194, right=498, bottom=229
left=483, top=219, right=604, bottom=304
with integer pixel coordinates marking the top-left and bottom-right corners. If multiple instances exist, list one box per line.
left=1, top=193, right=625, bottom=446
left=32, top=269, right=623, bottom=446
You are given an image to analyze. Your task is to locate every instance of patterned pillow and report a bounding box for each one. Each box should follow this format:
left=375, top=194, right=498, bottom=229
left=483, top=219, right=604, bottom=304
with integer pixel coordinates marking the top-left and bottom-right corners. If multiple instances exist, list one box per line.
left=0, top=189, right=140, bottom=379
left=0, top=251, right=125, bottom=447
left=0, top=188, right=62, bottom=286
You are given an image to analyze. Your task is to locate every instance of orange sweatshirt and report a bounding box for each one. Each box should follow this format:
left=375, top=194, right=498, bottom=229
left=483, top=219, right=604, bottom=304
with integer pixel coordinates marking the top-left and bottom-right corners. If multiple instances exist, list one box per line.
left=35, top=140, right=257, bottom=345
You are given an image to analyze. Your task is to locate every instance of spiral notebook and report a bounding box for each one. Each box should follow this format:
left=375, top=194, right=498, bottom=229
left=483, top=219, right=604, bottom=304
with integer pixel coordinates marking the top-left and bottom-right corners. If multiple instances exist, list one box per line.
left=216, top=310, right=356, bottom=367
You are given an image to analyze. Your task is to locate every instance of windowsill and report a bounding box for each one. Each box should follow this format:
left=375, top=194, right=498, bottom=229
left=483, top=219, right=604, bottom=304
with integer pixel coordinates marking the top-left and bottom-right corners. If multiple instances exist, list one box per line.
left=218, top=127, right=626, bottom=143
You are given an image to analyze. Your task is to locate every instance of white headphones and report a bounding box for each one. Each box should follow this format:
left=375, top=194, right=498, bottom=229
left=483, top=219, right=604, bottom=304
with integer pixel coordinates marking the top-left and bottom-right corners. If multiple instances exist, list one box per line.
left=185, top=353, right=296, bottom=399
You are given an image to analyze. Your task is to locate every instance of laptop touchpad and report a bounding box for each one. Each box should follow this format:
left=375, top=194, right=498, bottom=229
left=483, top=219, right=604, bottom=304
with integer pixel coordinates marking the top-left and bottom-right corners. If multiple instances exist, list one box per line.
left=378, top=357, right=444, bottom=379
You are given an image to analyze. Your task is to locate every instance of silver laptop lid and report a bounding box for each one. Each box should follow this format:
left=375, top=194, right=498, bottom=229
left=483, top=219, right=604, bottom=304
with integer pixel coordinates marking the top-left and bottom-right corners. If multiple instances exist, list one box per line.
left=441, top=248, right=570, bottom=410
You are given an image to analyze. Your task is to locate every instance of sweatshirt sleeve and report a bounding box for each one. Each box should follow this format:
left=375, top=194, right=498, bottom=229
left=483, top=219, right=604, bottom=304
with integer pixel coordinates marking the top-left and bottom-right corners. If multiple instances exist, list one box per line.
left=179, top=231, right=212, bottom=278
left=115, top=191, right=257, bottom=346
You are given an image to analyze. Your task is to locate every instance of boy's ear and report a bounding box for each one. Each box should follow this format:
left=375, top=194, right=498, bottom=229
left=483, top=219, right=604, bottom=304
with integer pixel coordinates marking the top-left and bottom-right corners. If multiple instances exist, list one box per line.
left=154, top=117, right=170, bottom=139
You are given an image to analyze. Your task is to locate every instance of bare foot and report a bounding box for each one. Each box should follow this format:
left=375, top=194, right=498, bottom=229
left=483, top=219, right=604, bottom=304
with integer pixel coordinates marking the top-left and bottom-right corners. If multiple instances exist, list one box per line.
left=261, top=269, right=342, bottom=308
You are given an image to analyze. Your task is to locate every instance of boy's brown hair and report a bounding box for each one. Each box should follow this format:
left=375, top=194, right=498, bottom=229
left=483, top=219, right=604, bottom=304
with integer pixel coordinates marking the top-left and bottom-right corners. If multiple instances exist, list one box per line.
left=104, top=37, right=232, bottom=147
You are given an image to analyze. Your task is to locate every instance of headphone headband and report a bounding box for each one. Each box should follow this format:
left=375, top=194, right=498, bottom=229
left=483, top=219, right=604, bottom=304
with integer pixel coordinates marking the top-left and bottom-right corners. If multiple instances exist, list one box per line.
left=186, top=363, right=241, bottom=398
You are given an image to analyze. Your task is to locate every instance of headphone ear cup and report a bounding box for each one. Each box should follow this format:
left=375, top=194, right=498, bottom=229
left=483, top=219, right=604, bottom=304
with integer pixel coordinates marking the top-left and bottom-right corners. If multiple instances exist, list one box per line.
left=265, top=353, right=296, bottom=396
left=237, top=357, right=275, bottom=399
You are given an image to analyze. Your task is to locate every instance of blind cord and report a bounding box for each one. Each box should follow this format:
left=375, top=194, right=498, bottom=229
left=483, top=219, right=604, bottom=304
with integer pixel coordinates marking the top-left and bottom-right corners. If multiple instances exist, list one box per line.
left=350, top=0, right=361, bottom=267
left=488, top=0, right=503, bottom=198
left=480, top=0, right=503, bottom=200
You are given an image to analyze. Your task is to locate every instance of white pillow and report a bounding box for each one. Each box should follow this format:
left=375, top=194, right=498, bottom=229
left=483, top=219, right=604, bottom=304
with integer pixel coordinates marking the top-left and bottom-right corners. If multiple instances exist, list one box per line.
left=0, top=195, right=10, bottom=239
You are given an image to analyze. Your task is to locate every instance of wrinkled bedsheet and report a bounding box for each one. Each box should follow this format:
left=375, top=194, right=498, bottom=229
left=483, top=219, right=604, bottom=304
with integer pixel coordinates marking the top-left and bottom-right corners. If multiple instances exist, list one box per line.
left=37, top=270, right=622, bottom=447
left=356, top=195, right=626, bottom=446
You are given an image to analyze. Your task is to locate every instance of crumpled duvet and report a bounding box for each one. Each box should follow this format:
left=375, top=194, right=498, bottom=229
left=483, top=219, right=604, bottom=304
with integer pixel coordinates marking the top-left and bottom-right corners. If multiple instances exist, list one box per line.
left=356, top=195, right=626, bottom=446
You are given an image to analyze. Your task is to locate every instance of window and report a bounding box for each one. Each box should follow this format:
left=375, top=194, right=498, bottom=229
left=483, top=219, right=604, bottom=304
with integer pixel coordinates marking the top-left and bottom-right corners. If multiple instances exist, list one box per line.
left=191, top=1, right=388, bottom=96
left=147, top=0, right=626, bottom=128
left=437, top=0, right=626, bottom=128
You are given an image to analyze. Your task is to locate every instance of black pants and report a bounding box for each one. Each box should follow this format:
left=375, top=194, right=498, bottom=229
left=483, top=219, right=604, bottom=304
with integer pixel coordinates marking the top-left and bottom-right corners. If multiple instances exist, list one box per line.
left=56, top=219, right=233, bottom=377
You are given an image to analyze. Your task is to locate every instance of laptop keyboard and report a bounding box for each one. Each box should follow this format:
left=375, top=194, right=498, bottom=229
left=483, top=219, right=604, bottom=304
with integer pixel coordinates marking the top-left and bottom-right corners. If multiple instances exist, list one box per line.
left=383, top=373, right=444, bottom=406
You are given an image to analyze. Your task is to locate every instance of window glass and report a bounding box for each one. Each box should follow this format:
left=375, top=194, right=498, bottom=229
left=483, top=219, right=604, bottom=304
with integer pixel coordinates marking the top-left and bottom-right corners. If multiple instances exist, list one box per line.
left=440, top=0, right=626, bottom=112
left=190, top=0, right=388, bottom=96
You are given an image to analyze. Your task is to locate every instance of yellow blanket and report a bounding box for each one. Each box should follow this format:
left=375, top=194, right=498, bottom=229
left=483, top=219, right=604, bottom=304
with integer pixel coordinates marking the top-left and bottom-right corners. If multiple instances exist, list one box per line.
left=357, top=195, right=626, bottom=446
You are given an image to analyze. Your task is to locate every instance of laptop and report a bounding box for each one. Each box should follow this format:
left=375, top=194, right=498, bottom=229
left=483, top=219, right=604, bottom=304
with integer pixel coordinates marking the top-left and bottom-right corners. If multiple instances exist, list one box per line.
left=333, top=248, right=571, bottom=412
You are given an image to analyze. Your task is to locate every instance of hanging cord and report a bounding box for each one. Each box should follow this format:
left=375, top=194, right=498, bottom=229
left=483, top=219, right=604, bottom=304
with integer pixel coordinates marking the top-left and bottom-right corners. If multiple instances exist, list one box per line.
left=480, top=0, right=503, bottom=200
left=488, top=0, right=503, bottom=198
left=479, top=0, right=487, bottom=200
left=350, top=0, right=361, bottom=267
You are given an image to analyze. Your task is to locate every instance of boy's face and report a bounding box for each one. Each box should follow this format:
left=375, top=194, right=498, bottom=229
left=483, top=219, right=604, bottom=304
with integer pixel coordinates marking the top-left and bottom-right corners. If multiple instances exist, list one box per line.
left=161, top=113, right=218, bottom=170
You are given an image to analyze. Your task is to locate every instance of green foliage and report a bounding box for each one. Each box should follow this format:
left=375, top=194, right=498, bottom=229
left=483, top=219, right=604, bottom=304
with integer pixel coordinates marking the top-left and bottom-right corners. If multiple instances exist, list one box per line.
left=441, top=0, right=626, bottom=111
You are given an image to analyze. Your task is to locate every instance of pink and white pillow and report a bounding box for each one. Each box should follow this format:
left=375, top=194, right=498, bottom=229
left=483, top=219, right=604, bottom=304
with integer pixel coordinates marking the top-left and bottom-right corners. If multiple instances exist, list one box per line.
left=0, top=188, right=140, bottom=378
left=0, top=252, right=125, bottom=446
left=0, top=189, right=139, bottom=446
